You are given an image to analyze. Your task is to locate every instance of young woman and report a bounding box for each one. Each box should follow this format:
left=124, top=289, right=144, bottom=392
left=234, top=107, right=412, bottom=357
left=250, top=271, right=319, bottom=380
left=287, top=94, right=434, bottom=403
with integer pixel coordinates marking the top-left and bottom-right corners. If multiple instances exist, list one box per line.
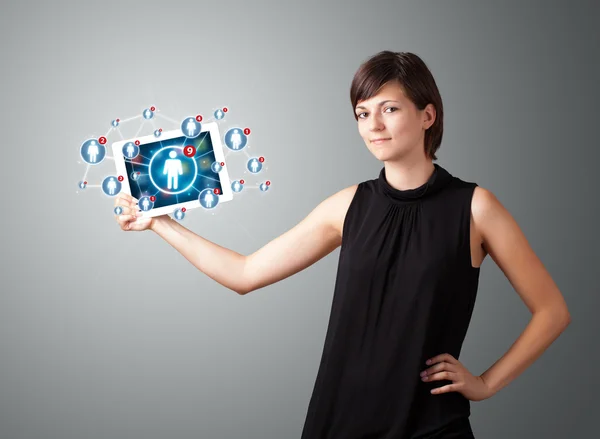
left=113, top=51, right=571, bottom=438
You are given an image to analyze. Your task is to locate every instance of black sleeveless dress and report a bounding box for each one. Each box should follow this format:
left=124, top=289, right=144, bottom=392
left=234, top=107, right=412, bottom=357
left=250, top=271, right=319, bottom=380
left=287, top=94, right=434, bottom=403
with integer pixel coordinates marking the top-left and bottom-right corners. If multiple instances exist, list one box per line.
left=301, top=163, right=480, bottom=439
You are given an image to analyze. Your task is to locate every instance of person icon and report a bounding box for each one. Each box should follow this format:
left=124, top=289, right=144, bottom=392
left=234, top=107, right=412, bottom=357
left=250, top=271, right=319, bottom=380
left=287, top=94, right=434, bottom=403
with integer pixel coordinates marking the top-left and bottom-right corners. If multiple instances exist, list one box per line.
left=102, top=176, right=121, bottom=196
left=260, top=182, right=269, bottom=192
left=231, top=129, right=242, bottom=150
left=211, top=161, right=222, bottom=173
left=214, top=109, right=224, bottom=120
left=175, top=209, right=184, bottom=220
left=111, top=119, right=119, bottom=127
left=143, top=109, right=153, bottom=119
left=122, top=142, right=139, bottom=159
left=186, top=118, right=196, bottom=137
left=246, top=157, right=263, bottom=173
left=107, top=177, right=117, bottom=195
left=88, top=141, right=99, bottom=163
left=199, top=189, right=218, bottom=209
left=131, top=171, right=139, bottom=181
left=81, top=138, right=106, bottom=164
left=232, top=181, right=242, bottom=192
left=154, top=129, right=161, bottom=138
left=138, top=196, right=153, bottom=211
left=181, top=117, right=201, bottom=138
left=78, top=181, right=86, bottom=189
left=163, top=150, right=183, bottom=190
left=224, top=128, right=247, bottom=150
left=114, top=206, right=122, bottom=215
left=148, top=147, right=196, bottom=195
left=204, top=191, right=215, bottom=208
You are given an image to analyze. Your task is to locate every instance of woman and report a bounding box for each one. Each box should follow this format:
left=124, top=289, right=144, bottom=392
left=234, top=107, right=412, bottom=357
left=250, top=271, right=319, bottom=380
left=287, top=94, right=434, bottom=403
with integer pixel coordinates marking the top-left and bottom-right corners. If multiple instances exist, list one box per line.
left=113, top=51, right=571, bottom=438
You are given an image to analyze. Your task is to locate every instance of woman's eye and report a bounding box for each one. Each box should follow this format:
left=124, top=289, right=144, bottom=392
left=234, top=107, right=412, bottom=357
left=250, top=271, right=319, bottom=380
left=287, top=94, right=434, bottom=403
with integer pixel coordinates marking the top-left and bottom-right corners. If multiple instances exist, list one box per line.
left=357, top=108, right=396, bottom=118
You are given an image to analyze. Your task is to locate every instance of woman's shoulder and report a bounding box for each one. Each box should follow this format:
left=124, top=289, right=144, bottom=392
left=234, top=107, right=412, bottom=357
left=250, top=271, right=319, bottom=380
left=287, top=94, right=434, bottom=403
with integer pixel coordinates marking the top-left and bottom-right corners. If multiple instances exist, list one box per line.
left=323, top=183, right=364, bottom=239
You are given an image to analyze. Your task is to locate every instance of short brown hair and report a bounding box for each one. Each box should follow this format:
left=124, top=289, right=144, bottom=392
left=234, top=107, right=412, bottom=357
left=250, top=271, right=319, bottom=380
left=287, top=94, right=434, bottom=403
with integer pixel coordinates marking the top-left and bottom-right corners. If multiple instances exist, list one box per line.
left=350, top=51, right=444, bottom=160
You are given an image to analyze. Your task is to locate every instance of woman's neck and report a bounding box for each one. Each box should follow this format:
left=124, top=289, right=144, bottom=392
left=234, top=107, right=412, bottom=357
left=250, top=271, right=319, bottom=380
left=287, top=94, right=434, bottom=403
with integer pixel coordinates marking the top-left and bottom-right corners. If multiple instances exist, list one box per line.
left=382, top=159, right=436, bottom=192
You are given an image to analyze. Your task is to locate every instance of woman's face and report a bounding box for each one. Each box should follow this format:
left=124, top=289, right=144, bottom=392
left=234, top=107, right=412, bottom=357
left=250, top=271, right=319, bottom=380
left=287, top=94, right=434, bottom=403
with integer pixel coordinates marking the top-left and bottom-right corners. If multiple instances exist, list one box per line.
left=354, top=81, right=434, bottom=162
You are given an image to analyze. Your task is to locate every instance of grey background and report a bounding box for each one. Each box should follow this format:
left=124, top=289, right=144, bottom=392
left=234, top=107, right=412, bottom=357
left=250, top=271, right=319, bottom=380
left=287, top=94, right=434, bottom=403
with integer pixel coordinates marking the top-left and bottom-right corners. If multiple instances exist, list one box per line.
left=1, top=0, right=598, bottom=437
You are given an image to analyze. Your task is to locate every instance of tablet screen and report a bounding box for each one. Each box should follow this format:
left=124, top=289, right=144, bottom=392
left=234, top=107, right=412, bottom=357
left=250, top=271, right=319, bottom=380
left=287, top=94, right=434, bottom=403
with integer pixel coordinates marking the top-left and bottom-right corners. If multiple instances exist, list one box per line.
left=124, top=131, right=223, bottom=210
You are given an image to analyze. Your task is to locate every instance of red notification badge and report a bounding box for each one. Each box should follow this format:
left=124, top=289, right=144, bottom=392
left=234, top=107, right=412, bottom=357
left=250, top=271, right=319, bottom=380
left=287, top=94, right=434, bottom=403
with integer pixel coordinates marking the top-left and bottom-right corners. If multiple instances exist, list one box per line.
left=184, top=145, right=196, bottom=157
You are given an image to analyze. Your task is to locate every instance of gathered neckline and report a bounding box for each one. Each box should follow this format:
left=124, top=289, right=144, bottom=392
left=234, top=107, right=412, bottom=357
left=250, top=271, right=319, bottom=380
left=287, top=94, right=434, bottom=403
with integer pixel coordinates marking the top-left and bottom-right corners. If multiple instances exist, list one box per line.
left=378, top=163, right=453, bottom=203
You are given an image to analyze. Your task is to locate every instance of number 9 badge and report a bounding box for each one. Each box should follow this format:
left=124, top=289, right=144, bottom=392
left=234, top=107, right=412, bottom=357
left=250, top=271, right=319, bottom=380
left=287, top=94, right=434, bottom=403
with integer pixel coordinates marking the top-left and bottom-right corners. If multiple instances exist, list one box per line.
left=183, top=145, right=196, bottom=157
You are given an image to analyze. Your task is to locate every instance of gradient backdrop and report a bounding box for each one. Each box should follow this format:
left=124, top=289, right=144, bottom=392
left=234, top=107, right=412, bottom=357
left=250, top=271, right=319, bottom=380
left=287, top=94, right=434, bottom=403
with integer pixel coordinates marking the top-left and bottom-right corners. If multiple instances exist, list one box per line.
left=0, top=0, right=598, bottom=438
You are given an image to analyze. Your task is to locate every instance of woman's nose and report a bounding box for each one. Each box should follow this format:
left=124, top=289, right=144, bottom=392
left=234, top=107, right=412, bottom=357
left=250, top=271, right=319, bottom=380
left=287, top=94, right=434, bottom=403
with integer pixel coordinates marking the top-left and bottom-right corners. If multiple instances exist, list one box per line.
left=369, top=115, right=385, bottom=131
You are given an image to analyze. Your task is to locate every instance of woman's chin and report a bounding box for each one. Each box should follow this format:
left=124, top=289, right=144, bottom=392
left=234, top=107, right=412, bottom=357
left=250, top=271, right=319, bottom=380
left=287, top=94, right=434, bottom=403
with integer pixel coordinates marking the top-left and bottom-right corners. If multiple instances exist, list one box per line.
left=370, top=147, right=397, bottom=161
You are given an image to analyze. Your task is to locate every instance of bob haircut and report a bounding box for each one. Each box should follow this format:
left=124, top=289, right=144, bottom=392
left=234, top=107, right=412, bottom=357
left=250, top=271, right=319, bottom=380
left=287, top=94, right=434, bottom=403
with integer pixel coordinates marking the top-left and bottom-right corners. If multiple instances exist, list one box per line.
left=350, top=51, right=444, bottom=161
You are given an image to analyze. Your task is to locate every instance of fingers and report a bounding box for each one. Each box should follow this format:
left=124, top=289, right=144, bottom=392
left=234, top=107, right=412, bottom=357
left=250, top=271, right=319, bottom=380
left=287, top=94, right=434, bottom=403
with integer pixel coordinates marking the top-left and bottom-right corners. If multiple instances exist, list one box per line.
left=112, top=193, right=148, bottom=231
left=114, top=194, right=138, bottom=230
left=430, top=383, right=461, bottom=394
left=114, top=203, right=136, bottom=215
left=422, top=370, right=457, bottom=382
left=114, top=202, right=137, bottom=217
left=114, top=193, right=137, bottom=207
left=114, top=193, right=131, bottom=205
left=118, top=214, right=136, bottom=222
left=421, top=361, right=457, bottom=377
left=425, top=353, right=457, bottom=366
left=117, top=212, right=137, bottom=230
left=114, top=194, right=140, bottom=214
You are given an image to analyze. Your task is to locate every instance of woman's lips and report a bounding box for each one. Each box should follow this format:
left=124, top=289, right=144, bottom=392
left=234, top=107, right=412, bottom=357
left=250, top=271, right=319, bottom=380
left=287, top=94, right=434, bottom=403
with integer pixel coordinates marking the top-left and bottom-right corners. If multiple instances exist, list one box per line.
left=371, top=138, right=390, bottom=145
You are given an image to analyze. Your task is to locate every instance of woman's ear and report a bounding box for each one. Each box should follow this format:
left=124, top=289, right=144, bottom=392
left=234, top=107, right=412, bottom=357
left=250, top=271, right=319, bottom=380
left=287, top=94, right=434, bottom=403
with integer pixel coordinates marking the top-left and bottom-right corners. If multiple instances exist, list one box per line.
left=423, top=103, right=436, bottom=130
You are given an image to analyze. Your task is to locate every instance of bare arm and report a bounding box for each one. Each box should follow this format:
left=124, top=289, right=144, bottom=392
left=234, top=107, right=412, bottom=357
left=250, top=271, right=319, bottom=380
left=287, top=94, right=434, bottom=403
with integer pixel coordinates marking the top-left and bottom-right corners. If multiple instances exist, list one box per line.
left=149, top=216, right=248, bottom=295
left=242, top=184, right=358, bottom=294
left=473, top=187, right=570, bottom=395
left=149, top=185, right=358, bottom=295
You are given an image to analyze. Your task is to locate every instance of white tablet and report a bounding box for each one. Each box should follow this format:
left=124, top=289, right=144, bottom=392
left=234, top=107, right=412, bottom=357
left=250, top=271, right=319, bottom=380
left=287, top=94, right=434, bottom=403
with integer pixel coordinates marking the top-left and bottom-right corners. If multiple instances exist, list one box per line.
left=112, top=122, right=233, bottom=218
